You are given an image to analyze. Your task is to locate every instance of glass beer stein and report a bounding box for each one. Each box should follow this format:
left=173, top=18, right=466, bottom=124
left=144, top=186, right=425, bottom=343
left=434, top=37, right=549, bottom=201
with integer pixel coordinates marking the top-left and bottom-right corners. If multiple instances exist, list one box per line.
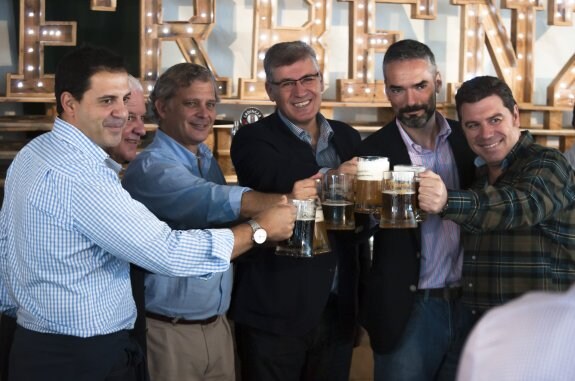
left=394, top=164, right=427, bottom=222
left=355, top=156, right=389, bottom=214
left=379, top=171, right=417, bottom=229
left=322, top=173, right=355, bottom=230
left=276, top=199, right=317, bottom=258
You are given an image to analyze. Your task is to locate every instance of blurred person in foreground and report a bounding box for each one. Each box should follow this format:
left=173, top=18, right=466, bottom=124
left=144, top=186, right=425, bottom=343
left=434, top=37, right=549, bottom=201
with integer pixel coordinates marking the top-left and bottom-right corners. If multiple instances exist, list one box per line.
left=457, top=285, right=575, bottom=381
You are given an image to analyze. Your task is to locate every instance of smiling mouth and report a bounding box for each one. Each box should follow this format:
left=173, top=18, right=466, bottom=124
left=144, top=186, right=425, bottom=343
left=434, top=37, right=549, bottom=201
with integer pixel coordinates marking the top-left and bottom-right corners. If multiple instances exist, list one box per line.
left=294, top=100, right=311, bottom=108
left=125, top=138, right=140, bottom=145
left=479, top=140, right=502, bottom=150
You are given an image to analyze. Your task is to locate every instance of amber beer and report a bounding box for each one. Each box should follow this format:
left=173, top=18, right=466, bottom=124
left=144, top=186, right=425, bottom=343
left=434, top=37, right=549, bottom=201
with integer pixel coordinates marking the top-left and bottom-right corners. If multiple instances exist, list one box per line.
left=355, top=156, right=389, bottom=214
left=276, top=199, right=316, bottom=258
left=379, top=190, right=417, bottom=228
left=394, top=165, right=427, bottom=222
left=379, top=171, right=417, bottom=229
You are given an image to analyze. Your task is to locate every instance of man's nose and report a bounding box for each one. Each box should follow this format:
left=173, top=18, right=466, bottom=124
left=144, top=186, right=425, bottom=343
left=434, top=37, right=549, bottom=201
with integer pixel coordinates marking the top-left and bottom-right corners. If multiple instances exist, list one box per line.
left=134, top=119, right=146, bottom=137
left=478, top=123, right=494, bottom=139
left=113, top=102, right=129, bottom=121
left=405, top=89, right=417, bottom=106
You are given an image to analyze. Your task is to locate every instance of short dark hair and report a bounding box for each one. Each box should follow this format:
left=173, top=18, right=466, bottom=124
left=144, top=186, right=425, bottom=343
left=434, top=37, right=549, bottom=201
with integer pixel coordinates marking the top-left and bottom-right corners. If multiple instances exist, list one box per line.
left=149, top=63, right=219, bottom=120
left=263, top=41, right=319, bottom=82
left=455, top=76, right=517, bottom=121
left=383, top=39, right=436, bottom=78
left=55, top=44, right=126, bottom=115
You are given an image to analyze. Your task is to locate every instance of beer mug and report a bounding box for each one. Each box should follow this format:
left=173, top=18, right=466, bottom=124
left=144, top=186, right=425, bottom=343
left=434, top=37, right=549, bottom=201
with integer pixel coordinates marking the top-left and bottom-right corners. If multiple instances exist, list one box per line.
left=355, top=156, right=389, bottom=214
left=322, top=173, right=355, bottom=230
left=276, top=199, right=317, bottom=258
left=394, top=164, right=427, bottom=222
left=379, top=171, right=417, bottom=229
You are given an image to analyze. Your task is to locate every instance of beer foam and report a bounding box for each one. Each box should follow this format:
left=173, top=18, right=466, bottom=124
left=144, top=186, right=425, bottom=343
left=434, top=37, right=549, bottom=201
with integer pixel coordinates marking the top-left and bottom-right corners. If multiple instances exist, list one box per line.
left=357, top=157, right=389, bottom=180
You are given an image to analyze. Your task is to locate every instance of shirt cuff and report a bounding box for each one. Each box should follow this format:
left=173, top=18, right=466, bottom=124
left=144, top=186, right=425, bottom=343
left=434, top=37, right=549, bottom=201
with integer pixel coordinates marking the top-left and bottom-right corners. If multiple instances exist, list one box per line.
left=209, top=228, right=235, bottom=264
left=229, top=186, right=251, bottom=218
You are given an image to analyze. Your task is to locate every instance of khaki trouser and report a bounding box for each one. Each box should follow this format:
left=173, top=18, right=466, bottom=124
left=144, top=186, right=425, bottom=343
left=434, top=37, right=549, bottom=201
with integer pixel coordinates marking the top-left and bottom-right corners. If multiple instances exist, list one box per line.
left=146, top=315, right=235, bottom=381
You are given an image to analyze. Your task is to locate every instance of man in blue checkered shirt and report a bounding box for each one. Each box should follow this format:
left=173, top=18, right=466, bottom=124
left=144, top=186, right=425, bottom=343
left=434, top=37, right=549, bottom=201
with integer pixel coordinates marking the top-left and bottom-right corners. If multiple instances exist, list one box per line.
left=0, top=45, right=295, bottom=381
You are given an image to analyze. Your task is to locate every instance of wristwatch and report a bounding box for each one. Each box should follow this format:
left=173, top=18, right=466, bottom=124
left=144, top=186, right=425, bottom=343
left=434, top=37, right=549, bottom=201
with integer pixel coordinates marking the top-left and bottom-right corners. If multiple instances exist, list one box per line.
left=247, top=219, right=267, bottom=244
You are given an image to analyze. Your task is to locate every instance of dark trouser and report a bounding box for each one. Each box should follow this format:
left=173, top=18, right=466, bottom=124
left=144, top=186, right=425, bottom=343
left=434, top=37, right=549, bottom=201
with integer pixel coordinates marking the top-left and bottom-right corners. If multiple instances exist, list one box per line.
left=373, top=295, right=478, bottom=381
left=0, top=314, right=17, bottom=381
left=9, top=325, right=147, bottom=381
left=235, top=294, right=355, bottom=381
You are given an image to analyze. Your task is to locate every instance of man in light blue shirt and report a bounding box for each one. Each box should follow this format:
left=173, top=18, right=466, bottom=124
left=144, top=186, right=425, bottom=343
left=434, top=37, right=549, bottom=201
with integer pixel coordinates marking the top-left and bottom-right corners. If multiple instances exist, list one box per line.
left=0, top=45, right=296, bottom=381
left=122, top=62, right=317, bottom=381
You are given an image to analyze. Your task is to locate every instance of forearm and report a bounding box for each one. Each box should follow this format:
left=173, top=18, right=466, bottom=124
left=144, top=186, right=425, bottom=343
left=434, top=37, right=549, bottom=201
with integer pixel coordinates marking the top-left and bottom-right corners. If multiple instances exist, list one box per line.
left=230, top=222, right=255, bottom=259
left=239, top=191, right=285, bottom=219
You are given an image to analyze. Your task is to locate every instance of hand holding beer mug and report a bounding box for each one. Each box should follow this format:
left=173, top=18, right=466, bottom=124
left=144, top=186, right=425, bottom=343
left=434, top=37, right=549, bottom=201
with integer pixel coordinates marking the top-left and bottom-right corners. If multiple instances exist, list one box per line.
left=355, top=156, right=389, bottom=214
left=322, top=173, right=355, bottom=230
left=394, top=164, right=427, bottom=222
left=379, top=171, right=417, bottom=229
left=276, top=199, right=317, bottom=258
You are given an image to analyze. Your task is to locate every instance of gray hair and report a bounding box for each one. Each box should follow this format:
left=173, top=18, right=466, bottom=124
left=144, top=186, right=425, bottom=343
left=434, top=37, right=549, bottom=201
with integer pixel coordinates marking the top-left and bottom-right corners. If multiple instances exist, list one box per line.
left=263, top=41, right=319, bottom=82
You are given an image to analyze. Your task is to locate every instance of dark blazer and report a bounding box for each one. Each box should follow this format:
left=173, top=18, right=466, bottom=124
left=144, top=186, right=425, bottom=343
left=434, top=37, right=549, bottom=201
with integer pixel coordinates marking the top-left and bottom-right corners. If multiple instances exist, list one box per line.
left=229, top=112, right=362, bottom=337
left=357, top=118, right=476, bottom=354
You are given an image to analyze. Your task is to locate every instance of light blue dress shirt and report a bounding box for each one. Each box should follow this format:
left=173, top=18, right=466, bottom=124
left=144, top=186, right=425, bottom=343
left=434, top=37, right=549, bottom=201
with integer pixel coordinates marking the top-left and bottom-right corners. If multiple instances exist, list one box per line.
left=0, top=118, right=233, bottom=337
left=123, top=129, right=249, bottom=319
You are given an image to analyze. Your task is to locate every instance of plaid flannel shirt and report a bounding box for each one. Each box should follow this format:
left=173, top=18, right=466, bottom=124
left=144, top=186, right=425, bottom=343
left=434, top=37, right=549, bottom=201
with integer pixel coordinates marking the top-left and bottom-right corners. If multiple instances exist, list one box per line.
left=444, top=131, right=575, bottom=312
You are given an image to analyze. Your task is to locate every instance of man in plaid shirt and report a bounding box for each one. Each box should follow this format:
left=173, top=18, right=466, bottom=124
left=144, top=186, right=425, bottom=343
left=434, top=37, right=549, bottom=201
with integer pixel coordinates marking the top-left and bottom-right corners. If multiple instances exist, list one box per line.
left=419, top=75, right=575, bottom=339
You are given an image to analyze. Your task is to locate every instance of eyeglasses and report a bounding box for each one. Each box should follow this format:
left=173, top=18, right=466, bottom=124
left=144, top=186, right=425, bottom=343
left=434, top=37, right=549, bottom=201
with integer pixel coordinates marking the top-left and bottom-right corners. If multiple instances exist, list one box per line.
left=268, top=72, right=321, bottom=91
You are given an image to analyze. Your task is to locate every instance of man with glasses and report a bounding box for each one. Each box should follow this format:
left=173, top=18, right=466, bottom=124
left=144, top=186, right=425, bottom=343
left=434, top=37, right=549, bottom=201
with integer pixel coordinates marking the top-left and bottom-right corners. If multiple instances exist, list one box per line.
left=230, top=40, right=364, bottom=381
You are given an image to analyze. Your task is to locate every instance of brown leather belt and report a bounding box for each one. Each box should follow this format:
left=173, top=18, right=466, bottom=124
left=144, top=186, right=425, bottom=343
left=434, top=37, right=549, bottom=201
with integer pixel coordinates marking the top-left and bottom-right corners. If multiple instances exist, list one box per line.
left=417, top=287, right=462, bottom=301
left=145, top=311, right=219, bottom=325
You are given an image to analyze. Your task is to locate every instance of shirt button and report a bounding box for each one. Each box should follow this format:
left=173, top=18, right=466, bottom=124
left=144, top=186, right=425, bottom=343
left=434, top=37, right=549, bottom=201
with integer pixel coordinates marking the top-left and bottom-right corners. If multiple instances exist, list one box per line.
left=472, top=256, right=476, bottom=260
left=416, top=252, right=421, bottom=259
left=472, top=310, right=477, bottom=315
left=409, top=285, right=417, bottom=292
left=468, top=283, right=473, bottom=288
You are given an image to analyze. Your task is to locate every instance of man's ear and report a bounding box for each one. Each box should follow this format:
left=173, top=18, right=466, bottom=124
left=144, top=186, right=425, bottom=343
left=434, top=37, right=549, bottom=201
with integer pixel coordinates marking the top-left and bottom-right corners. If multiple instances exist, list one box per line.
left=265, top=82, right=275, bottom=102
left=154, top=99, right=168, bottom=119
left=60, top=92, right=77, bottom=115
left=435, top=71, right=442, bottom=94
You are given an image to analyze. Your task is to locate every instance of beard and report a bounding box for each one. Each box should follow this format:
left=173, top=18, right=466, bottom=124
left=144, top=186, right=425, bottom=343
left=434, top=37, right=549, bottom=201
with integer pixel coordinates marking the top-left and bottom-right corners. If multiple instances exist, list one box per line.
left=397, top=92, right=437, bottom=129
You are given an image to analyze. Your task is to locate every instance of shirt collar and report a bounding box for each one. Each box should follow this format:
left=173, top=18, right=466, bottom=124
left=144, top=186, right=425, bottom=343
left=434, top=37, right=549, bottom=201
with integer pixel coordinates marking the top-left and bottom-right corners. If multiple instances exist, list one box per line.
left=277, top=109, right=334, bottom=143
left=396, top=112, right=452, bottom=153
left=154, top=128, right=213, bottom=162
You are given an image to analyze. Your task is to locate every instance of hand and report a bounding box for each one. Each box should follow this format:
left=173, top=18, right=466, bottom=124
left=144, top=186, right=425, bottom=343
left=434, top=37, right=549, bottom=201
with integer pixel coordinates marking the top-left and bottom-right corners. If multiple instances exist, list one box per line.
left=289, top=174, right=322, bottom=200
left=327, top=157, right=358, bottom=176
left=254, top=196, right=296, bottom=241
left=418, top=170, right=448, bottom=214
